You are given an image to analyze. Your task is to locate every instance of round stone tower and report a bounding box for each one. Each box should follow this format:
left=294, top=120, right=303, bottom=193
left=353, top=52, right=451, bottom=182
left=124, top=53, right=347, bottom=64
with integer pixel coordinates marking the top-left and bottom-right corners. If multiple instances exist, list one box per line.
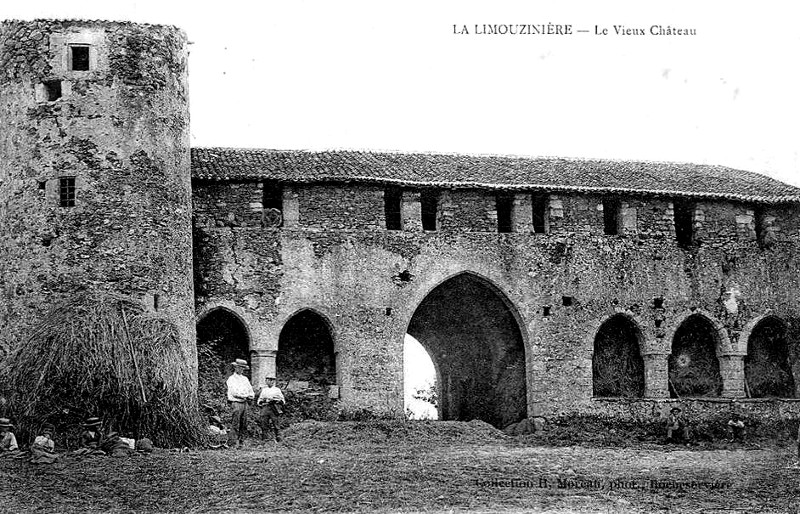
left=0, top=20, right=195, bottom=371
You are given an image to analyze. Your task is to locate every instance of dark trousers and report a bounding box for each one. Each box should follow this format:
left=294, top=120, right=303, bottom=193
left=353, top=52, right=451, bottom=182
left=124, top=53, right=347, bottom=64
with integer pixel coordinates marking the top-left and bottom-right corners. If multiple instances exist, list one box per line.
left=230, top=401, right=248, bottom=444
left=259, top=404, right=282, bottom=441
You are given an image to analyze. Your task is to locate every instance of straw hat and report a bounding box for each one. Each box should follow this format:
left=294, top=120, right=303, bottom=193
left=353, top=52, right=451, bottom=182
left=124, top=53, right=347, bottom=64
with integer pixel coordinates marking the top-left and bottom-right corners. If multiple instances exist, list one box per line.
left=670, top=407, right=682, bottom=414
left=265, top=375, right=276, bottom=380
left=82, top=416, right=102, bottom=428
left=0, top=418, right=13, bottom=429
left=232, top=358, right=249, bottom=369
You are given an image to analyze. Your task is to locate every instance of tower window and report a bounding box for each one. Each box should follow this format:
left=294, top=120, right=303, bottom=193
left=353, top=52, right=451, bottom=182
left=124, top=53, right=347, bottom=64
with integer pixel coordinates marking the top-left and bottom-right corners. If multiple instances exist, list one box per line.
left=673, top=200, right=695, bottom=248
left=496, top=194, right=513, bottom=233
left=70, top=45, right=90, bottom=71
left=43, top=80, right=62, bottom=101
left=532, top=194, right=548, bottom=234
left=421, top=190, right=438, bottom=231
left=384, top=188, right=402, bottom=230
left=603, top=197, right=620, bottom=235
left=754, top=206, right=770, bottom=248
left=59, top=177, right=76, bottom=207
left=262, top=181, right=283, bottom=227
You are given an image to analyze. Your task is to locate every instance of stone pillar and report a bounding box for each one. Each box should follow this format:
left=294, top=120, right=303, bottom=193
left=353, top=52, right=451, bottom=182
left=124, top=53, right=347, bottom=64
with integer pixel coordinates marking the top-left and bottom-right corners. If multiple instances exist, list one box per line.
left=643, top=353, right=669, bottom=398
left=719, top=354, right=746, bottom=398
left=250, top=349, right=277, bottom=390
left=512, top=193, right=533, bottom=233
left=620, top=202, right=638, bottom=236
left=282, top=186, right=300, bottom=228
left=402, top=191, right=422, bottom=231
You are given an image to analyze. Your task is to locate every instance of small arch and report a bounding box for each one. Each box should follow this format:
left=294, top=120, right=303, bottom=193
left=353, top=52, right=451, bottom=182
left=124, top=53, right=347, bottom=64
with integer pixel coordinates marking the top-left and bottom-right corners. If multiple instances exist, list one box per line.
left=277, top=308, right=338, bottom=389
left=743, top=315, right=795, bottom=398
left=592, top=313, right=646, bottom=397
left=196, top=306, right=252, bottom=408
left=668, top=312, right=724, bottom=397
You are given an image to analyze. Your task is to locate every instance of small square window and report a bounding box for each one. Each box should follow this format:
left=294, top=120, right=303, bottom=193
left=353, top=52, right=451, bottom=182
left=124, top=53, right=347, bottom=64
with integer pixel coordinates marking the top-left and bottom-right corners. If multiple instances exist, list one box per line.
left=59, top=177, right=76, bottom=207
left=70, top=46, right=90, bottom=71
left=43, top=80, right=62, bottom=101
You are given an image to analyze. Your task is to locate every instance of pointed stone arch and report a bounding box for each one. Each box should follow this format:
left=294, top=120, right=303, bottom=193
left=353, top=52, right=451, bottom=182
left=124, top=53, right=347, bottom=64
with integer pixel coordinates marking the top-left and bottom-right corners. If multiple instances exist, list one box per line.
left=592, top=312, right=646, bottom=397
left=277, top=308, right=338, bottom=388
left=668, top=310, right=726, bottom=397
left=404, top=270, right=528, bottom=428
left=196, top=304, right=253, bottom=408
left=741, top=314, right=796, bottom=398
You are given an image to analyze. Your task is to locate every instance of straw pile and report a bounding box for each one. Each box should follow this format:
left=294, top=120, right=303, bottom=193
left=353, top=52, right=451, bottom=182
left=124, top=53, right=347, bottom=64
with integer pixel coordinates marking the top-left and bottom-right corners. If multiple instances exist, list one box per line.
left=0, top=293, right=206, bottom=447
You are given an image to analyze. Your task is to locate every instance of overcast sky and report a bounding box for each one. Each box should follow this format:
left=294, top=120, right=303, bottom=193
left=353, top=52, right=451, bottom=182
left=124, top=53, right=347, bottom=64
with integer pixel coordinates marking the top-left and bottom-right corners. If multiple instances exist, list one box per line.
left=3, top=1, right=799, bottom=186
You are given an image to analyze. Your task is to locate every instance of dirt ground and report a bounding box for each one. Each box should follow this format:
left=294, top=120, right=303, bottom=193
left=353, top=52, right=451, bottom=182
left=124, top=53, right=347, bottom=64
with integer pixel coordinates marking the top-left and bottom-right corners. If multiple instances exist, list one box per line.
left=1, top=420, right=799, bottom=513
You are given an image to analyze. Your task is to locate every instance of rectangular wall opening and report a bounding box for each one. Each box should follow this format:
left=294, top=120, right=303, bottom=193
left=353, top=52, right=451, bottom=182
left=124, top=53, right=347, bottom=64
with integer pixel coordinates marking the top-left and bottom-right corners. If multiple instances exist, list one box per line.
left=496, top=194, right=513, bottom=233
left=59, top=177, right=76, bottom=207
left=673, top=200, right=695, bottom=248
left=421, top=190, right=439, bottom=231
left=70, top=45, right=90, bottom=71
left=754, top=206, right=769, bottom=248
left=384, top=187, right=402, bottom=230
left=603, top=197, right=620, bottom=235
left=43, top=80, right=62, bottom=101
left=532, top=194, right=548, bottom=234
left=262, top=181, right=283, bottom=227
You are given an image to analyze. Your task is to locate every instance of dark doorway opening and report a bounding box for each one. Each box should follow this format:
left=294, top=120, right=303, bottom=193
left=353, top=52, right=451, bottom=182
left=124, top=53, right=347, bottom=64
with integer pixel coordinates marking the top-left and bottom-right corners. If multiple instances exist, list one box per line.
left=745, top=317, right=795, bottom=398
left=196, top=308, right=250, bottom=409
left=406, top=273, right=527, bottom=428
left=669, top=315, right=723, bottom=397
left=592, top=314, right=645, bottom=397
left=277, top=310, right=336, bottom=387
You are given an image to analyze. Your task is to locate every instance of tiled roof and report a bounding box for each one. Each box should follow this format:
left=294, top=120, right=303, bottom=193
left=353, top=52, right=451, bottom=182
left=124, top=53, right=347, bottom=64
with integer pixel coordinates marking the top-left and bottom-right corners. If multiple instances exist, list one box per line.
left=191, top=147, right=800, bottom=204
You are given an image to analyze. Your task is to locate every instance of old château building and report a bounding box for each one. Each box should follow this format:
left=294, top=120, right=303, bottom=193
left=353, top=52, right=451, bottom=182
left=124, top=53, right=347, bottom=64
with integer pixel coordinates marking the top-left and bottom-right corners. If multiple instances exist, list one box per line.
left=2, top=19, right=799, bottom=428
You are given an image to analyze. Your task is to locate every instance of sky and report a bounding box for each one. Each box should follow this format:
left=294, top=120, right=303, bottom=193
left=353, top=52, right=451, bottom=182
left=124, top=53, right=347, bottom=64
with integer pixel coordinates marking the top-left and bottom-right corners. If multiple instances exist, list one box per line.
left=3, top=1, right=799, bottom=187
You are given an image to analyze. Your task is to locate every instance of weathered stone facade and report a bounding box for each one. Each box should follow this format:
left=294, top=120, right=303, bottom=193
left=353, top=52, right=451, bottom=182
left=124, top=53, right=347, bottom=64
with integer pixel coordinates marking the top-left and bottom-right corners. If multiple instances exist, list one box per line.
left=193, top=178, right=800, bottom=425
left=3, top=20, right=800, bottom=428
left=0, top=20, right=195, bottom=377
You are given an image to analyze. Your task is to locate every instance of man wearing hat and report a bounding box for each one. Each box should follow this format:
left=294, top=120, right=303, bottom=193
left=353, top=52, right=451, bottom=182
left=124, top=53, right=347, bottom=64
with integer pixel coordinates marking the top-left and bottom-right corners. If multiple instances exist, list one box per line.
left=226, top=358, right=255, bottom=447
left=77, top=417, right=106, bottom=454
left=0, top=418, right=18, bottom=453
left=666, top=407, right=689, bottom=443
left=257, top=375, right=286, bottom=442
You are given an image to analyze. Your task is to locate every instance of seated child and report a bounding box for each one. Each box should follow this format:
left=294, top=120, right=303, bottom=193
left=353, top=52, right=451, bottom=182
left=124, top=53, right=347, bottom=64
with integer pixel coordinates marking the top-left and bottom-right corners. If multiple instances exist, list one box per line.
left=74, top=416, right=106, bottom=456
left=727, top=417, right=746, bottom=442
left=29, top=423, right=60, bottom=464
left=0, top=418, right=19, bottom=455
left=666, top=407, right=690, bottom=443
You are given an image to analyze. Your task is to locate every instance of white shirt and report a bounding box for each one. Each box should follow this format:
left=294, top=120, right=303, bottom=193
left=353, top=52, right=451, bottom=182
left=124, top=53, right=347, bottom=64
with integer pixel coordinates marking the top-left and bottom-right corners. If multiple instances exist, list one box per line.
left=258, top=385, right=285, bottom=405
left=226, top=373, right=255, bottom=402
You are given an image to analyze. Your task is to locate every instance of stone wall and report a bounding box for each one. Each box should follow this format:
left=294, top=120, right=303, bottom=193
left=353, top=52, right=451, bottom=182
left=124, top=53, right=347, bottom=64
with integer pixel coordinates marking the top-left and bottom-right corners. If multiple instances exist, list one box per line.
left=192, top=179, right=800, bottom=426
left=0, top=21, right=195, bottom=372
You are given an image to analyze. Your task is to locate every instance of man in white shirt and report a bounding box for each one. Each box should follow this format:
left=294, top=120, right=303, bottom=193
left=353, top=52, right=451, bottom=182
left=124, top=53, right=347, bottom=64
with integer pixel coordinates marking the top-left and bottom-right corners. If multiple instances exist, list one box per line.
left=257, top=375, right=285, bottom=442
left=226, top=358, right=255, bottom=447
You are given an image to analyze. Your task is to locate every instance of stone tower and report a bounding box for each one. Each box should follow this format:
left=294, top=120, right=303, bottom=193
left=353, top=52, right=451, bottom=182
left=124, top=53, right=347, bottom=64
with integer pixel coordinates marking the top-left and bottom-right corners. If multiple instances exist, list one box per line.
left=0, top=20, right=195, bottom=371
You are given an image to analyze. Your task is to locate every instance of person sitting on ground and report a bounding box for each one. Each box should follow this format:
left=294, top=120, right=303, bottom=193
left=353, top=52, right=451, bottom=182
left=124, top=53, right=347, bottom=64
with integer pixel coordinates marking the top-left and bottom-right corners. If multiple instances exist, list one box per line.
left=29, top=423, right=61, bottom=464
left=0, top=418, right=19, bottom=455
left=208, top=415, right=229, bottom=449
left=666, top=407, right=690, bottom=443
left=727, top=415, right=746, bottom=442
left=257, top=375, right=286, bottom=442
left=74, top=417, right=106, bottom=455
left=101, top=431, right=133, bottom=457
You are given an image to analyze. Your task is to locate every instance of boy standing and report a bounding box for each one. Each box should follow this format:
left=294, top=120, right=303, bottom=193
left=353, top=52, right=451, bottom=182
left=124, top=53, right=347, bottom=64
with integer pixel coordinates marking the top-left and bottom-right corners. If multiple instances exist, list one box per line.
left=257, top=375, right=285, bottom=442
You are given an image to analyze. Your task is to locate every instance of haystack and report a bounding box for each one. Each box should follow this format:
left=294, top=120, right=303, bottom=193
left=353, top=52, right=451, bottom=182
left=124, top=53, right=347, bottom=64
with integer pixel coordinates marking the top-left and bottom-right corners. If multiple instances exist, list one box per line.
left=0, top=293, right=206, bottom=447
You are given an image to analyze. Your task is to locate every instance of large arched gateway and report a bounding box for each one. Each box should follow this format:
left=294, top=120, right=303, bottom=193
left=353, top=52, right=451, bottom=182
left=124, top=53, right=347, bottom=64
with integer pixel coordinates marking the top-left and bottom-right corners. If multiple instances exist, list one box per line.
left=406, top=273, right=527, bottom=428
